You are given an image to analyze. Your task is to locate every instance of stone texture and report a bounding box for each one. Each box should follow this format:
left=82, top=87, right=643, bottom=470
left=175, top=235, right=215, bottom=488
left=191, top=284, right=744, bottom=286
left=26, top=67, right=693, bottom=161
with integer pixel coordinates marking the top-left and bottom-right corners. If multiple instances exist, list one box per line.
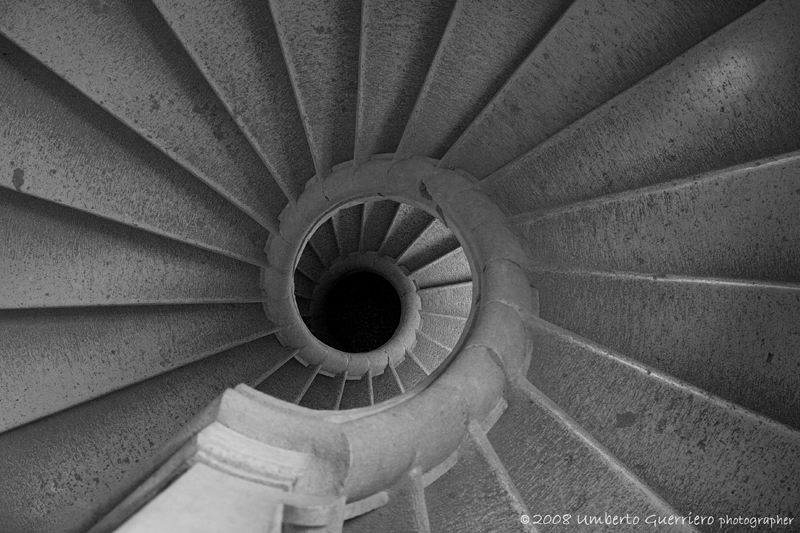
left=0, top=337, right=282, bottom=533
left=427, top=423, right=532, bottom=533
left=299, top=373, right=345, bottom=410
left=269, top=0, right=361, bottom=176
left=255, top=357, right=317, bottom=404
left=488, top=379, right=683, bottom=533
left=418, top=313, right=466, bottom=350
left=442, top=0, right=760, bottom=178
left=394, top=356, right=428, bottom=391
left=360, top=200, right=400, bottom=252
left=397, top=218, right=461, bottom=274
left=355, top=0, right=455, bottom=164
left=345, top=470, right=429, bottom=532
left=410, top=247, right=472, bottom=289
left=530, top=266, right=800, bottom=430
left=517, top=153, right=800, bottom=283
left=485, top=0, right=800, bottom=215
left=0, top=304, right=272, bottom=432
left=0, top=189, right=262, bottom=308
left=526, top=318, right=800, bottom=523
left=379, top=203, right=434, bottom=259
left=0, top=38, right=269, bottom=265
left=0, top=0, right=286, bottom=230
left=153, top=0, right=315, bottom=202
left=411, top=332, right=451, bottom=374
left=417, top=282, right=473, bottom=318
left=396, top=0, right=572, bottom=159
left=339, top=374, right=372, bottom=410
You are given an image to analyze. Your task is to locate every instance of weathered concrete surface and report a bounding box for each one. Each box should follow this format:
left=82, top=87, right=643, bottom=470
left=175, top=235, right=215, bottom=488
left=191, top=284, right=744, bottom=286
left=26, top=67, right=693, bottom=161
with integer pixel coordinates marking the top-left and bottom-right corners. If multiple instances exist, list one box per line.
left=255, top=357, right=318, bottom=404
left=338, top=373, right=373, bottom=410
left=488, top=379, right=688, bottom=532
left=417, top=282, right=473, bottom=318
left=378, top=203, right=434, bottom=259
left=0, top=336, right=283, bottom=533
left=410, top=246, right=472, bottom=289
left=419, top=312, right=466, bottom=350
left=299, top=373, right=346, bottom=411
left=296, top=244, right=327, bottom=282
left=269, top=0, right=360, bottom=176
left=0, top=189, right=262, bottom=308
left=0, top=303, right=272, bottom=432
left=526, top=318, right=800, bottom=526
left=355, top=0, right=455, bottom=164
left=308, top=218, right=341, bottom=268
left=333, top=204, right=363, bottom=257
left=153, top=0, right=315, bottom=202
left=396, top=0, right=572, bottom=159
left=0, top=37, right=268, bottom=266
left=530, top=266, right=800, bottom=431
left=442, top=0, right=760, bottom=178
left=411, top=331, right=450, bottom=374
left=517, top=153, right=800, bottom=283
left=345, top=469, right=429, bottom=532
left=394, top=355, right=428, bottom=391
left=371, top=366, right=403, bottom=404
left=427, top=423, right=533, bottom=533
left=485, top=0, right=800, bottom=215
left=397, top=218, right=460, bottom=274
left=0, top=0, right=285, bottom=230
left=360, top=200, right=400, bottom=252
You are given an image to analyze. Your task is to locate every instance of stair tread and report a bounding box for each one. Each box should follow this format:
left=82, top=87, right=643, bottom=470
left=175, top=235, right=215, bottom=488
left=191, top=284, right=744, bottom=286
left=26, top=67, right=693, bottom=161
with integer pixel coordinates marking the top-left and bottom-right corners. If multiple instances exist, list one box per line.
left=355, top=0, right=455, bottom=164
left=299, top=372, right=346, bottom=410
left=338, top=373, right=373, bottom=410
left=269, top=0, right=360, bottom=177
left=308, top=218, right=341, bottom=268
left=396, top=0, right=572, bottom=159
left=371, top=368, right=403, bottom=404
left=379, top=204, right=434, bottom=259
left=417, top=282, right=473, bottom=318
left=333, top=204, right=364, bottom=258
left=411, top=247, right=471, bottom=289
left=345, top=469, right=430, bottom=532
left=411, top=331, right=451, bottom=374
left=0, top=37, right=269, bottom=266
left=395, top=354, right=429, bottom=390
left=296, top=243, right=327, bottom=282
left=442, top=0, right=760, bottom=178
left=293, top=270, right=316, bottom=300
left=397, top=218, right=460, bottom=274
left=0, top=336, right=280, bottom=533
left=153, top=0, right=315, bottom=203
left=525, top=317, right=800, bottom=521
left=361, top=200, right=400, bottom=253
left=488, top=378, right=686, bottom=532
left=515, top=152, right=800, bottom=283
left=426, top=422, right=532, bottom=533
left=254, top=357, right=317, bottom=403
left=0, top=304, right=273, bottom=433
left=0, top=189, right=261, bottom=308
left=1, top=0, right=286, bottom=230
left=484, top=1, right=800, bottom=215
left=529, top=265, right=800, bottom=431
left=419, top=313, right=466, bottom=352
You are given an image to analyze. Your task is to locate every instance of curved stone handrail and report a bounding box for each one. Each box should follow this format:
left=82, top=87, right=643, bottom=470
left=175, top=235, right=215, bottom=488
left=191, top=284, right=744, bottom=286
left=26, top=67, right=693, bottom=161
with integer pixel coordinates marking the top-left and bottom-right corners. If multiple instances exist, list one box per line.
left=101, top=155, right=536, bottom=531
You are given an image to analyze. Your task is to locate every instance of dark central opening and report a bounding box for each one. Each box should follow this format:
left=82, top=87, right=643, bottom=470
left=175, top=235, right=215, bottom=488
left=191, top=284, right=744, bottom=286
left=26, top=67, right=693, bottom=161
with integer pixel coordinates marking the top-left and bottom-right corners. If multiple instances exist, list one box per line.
left=323, top=271, right=401, bottom=353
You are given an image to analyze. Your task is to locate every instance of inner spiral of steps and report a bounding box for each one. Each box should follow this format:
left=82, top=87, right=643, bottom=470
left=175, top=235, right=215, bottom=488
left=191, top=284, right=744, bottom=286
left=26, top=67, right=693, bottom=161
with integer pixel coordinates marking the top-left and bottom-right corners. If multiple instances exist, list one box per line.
left=270, top=197, right=474, bottom=409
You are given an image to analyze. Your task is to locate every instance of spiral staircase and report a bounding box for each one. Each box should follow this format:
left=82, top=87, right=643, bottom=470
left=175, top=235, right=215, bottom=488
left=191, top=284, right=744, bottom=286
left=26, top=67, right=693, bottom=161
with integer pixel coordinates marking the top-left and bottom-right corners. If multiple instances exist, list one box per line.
left=1, top=0, right=799, bottom=531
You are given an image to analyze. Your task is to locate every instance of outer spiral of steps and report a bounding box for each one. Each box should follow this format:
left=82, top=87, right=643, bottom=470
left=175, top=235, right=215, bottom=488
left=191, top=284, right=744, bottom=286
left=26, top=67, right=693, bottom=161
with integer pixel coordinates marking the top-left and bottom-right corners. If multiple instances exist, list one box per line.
left=1, top=0, right=799, bottom=532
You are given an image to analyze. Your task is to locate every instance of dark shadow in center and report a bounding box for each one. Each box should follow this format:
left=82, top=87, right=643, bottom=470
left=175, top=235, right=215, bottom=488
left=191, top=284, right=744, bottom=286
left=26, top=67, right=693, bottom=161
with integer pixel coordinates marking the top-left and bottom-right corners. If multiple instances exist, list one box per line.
left=323, top=271, right=401, bottom=353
